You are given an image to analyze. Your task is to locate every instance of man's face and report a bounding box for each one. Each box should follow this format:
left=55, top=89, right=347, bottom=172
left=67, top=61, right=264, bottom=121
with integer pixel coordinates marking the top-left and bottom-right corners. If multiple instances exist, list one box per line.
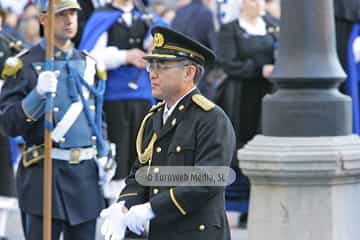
left=147, top=60, right=189, bottom=100
left=54, top=9, right=78, bottom=42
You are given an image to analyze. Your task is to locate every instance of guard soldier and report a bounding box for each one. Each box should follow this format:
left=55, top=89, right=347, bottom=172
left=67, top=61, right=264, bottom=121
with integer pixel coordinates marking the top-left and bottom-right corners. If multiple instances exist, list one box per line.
left=100, top=26, right=236, bottom=240
left=0, top=0, right=115, bottom=239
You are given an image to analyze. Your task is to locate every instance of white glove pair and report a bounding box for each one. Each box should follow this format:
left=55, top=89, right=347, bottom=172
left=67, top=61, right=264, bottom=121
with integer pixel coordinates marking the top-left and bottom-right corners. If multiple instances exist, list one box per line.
left=100, top=201, right=155, bottom=239
left=36, top=71, right=58, bottom=96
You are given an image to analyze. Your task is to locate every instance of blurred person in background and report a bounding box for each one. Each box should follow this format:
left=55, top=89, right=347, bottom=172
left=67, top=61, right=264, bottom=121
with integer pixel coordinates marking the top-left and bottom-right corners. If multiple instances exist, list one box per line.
left=17, top=3, right=41, bottom=47
left=79, top=0, right=168, bottom=200
left=0, top=8, right=12, bottom=72
left=1, top=7, right=24, bottom=41
left=216, top=0, right=240, bottom=25
left=215, top=0, right=279, bottom=228
left=0, top=9, right=17, bottom=240
left=334, top=0, right=360, bottom=74
left=151, top=1, right=175, bottom=24
left=171, top=0, right=218, bottom=99
left=264, top=0, right=280, bottom=25
left=334, top=0, right=360, bottom=135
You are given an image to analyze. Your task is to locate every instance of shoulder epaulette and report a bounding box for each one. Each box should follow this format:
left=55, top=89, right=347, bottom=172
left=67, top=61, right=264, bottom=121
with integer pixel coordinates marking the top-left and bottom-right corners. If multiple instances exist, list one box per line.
left=192, top=94, right=215, bottom=112
left=149, top=101, right=165, bottom=113
left=1, top=56, right=24, bottom=79
left=82, top=50, right=107, bottom=81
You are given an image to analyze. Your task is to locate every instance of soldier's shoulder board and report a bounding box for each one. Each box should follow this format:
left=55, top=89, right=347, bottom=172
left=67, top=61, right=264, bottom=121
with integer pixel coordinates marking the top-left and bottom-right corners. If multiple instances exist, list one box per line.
left=149, top=101, right=165, bottom=113
left=1, top=57, right=23, bottom=79
left=1, top=49, right=30, bottom=79
left=192, top=94, right=215, bottom=112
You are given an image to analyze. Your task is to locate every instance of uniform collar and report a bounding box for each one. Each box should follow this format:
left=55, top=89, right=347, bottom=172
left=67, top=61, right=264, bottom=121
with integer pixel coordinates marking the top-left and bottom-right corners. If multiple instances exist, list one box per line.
left=39, top=39, right=75, bottom=60
left=151, top=88, right=200, bottom=141
left=162, top=87, right=197, bottom=124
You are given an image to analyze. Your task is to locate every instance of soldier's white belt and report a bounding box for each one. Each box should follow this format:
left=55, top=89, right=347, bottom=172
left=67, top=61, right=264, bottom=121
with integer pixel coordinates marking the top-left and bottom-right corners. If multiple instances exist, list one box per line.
left=22, top=145, right=97, bottom=167
left=52, top=147, right=97, bottom=163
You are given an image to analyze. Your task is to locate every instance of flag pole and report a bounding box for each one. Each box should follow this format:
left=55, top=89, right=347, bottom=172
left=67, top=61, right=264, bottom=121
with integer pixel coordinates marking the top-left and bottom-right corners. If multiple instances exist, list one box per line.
left=43, top=0, right=55, bottom=239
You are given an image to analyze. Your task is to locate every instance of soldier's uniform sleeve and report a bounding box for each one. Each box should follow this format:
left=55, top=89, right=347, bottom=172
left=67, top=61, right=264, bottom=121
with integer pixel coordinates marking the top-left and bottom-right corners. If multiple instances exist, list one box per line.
left=117, top=103, right=163, bottom=209
left=0, top=56, right=43, bottom=137
left=149, top=107, right=236, bottom=224
left=117, top=158, right=149, bottom=209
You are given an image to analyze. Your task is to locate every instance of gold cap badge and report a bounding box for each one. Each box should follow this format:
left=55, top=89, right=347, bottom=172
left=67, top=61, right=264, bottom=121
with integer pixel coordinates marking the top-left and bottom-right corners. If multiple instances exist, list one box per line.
left=154, top=33, right=165, bottom=48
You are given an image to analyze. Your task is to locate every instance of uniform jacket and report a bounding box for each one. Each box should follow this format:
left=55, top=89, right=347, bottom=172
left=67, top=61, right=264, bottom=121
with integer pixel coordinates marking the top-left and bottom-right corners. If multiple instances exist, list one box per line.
left=0, top=42, right=105, bottom=225
left=118, top=89, right=236, bottom=240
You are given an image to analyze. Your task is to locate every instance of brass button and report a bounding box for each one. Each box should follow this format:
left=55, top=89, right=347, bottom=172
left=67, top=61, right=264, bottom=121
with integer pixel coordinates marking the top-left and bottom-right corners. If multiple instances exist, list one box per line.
left=176, top=146, right=181, bottom=152
left=153, top=188, right=159, bottom=194
left=35, top=65, right=42, bottom=71
left=156, top=147, right=162, bottom=153
left=26, top=118, right=32, bottom=123
left=89, top=105, right=96, bottom=111
left=59, top=137, right=66, bottom=143
left=53, top=107, right=60, bottom=112
left=153, top=167, right=159, bottom=173
left=91, top=136, right=97, bottom=141
left=178, top=105, right=185, bottom=111
left=32, top=151, right=39, bottom=158
left=171, top=118, right=177, bottom=126
left=199, top=224, right=205, bottom=231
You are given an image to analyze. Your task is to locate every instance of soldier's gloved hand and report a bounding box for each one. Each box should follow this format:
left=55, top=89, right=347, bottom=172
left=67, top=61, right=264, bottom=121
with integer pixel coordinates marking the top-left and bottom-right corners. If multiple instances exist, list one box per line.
left=96, top=156, right=117, bottom=186
left=125, top=202, right=155, bottom=235
left=100, top=201, right=128, bottom=240
left=36, top=71, right=58, bottom=96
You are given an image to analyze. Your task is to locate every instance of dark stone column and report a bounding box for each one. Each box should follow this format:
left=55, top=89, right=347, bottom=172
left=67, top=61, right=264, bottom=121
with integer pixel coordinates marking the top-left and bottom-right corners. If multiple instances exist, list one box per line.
left=263, top=0, right=351, bottom=136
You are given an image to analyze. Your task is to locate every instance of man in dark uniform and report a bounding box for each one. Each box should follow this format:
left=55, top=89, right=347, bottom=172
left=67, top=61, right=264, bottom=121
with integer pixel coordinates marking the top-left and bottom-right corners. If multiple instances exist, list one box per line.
left=79, top=0, right=167, bottom=189
left=0, top=0, right=115, bottom=239
left=0, top=7, right=17, bottom=200
left=100, top=26, right=236, bottom=240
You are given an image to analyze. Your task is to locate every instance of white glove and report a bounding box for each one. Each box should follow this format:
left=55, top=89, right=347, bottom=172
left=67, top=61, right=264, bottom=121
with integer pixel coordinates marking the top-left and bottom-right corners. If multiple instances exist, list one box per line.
left=100, top=201, right=128, bottom=240
left=125, top=202, right=155, bottom=235
left=353, top=37, right=360, bottom=63
left=36, top=71, right=58, bottom=96
left=96, top=156, right=116, bottom=186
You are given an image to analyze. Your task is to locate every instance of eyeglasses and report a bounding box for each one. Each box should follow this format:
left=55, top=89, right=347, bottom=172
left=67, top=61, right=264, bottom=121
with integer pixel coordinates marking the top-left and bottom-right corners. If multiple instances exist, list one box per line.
left=146, top=61, right=188, bottom=73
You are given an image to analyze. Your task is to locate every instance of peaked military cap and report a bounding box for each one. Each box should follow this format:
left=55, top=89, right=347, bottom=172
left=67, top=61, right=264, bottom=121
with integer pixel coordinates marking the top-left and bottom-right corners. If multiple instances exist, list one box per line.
left=41, top=0, right=81, bottom=14
left=144, top=26, right=215, bottom=66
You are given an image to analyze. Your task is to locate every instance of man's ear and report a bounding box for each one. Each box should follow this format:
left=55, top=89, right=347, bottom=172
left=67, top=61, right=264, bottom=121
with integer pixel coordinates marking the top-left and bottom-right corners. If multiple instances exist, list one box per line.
left=39, top=14, right=47, bottom=27
left=184, top=64, right=196, bottom=82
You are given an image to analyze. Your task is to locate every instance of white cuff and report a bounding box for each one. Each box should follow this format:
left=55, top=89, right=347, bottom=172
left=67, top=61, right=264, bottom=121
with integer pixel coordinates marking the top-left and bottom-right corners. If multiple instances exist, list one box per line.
left=91, top=47, right=127, bottom=70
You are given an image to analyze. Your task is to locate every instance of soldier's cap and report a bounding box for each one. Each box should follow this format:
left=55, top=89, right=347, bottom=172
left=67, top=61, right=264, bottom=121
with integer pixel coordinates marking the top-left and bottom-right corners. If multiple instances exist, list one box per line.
left=144, top=26, right=215, bottom=66
left=41, top=0, right=81, bottom=14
